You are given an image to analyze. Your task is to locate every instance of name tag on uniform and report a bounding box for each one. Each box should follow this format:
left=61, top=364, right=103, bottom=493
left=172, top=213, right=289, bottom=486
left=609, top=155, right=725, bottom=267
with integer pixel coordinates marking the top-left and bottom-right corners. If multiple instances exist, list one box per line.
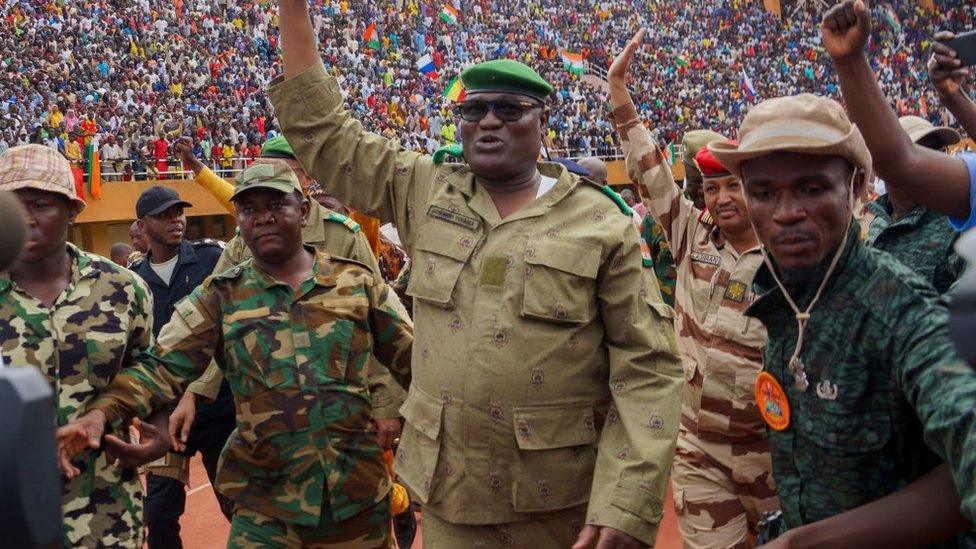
left=690, top=251, right=721, bottom=266
left=427, top=205, right=480, bottom=231
left=724, top=280, right=749, bottom=302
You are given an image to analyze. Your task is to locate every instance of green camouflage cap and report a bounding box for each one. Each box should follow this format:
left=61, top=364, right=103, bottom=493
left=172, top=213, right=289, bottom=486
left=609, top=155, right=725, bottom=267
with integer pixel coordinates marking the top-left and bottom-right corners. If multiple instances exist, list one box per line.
left=681, top=130, right=725, bottom=166
left=461, top=59, right=553, bottom=101
left=260, top=135, right=295, bottom=159
left=230, top=160, right=302, bottom=201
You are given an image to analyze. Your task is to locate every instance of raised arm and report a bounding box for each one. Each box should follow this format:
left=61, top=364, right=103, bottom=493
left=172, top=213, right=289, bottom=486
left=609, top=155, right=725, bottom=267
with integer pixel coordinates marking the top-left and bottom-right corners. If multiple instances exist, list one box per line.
left=822, top=0, right=972, bottom=220
left=609, top=30, right=695, bottom=259
left=929, top=32, right=976, bottom=140
left=279, top=0, right=321, bottom=80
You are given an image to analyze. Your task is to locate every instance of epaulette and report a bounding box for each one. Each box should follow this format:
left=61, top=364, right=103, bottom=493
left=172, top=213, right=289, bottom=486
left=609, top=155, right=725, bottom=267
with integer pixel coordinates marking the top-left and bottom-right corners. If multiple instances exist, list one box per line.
left=325, top=211, right=361, bottom=233
left=192, top=238, right=226, bottom=249
left=697, top=208, right=714, bottom=227
left=212, top=258, right=250, bottom=280
left=329, top=254, right=373, bottom=273
left=600, top=184, right=634, bottom=216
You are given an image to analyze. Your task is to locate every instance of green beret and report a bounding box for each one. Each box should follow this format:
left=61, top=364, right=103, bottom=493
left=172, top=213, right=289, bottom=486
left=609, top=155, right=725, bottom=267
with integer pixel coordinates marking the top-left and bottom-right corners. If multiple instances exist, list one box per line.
left=681, top=130, right=724, bottom=166
left=461, top=60, right=553, bottom=101
left=432, top=143, right=463, bottom=164
left=260, top=135, right=295, bottom=159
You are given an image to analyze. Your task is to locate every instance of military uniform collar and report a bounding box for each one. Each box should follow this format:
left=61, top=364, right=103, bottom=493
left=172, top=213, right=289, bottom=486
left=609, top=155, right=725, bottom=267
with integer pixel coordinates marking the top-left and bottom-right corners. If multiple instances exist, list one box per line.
left=454, top=162, right=578, bottom=226
left=747, top=221, right=862, bottom=320
left=0, top=243, right=94, bottom=295
left=867, top=194, right=928, bottom=228
left=303, top=200, right=329, bottom=243
left=250, top=245, right=337, bottom=290
left=143, top=239, right=199, bottom=267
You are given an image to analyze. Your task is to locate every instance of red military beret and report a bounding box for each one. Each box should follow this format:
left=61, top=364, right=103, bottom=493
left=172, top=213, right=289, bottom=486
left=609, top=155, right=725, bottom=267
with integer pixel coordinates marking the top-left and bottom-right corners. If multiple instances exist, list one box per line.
left=694, top=142, right=735, bottom=178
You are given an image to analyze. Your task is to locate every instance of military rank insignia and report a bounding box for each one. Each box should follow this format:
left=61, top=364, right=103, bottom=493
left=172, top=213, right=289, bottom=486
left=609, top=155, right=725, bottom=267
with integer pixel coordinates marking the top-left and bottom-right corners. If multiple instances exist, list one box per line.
left=724, top=280, right=748, bottom=302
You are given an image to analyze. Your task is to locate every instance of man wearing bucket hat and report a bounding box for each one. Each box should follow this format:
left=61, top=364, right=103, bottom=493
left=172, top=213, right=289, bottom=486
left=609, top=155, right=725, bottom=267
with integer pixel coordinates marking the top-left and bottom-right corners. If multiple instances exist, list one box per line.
left=609, top=30, right=779, bottom=549
left=819, top=0, right=976, bottom=234
left=862, top=116, right=966, bottom=295
left=269, top=2, right=684, bottom=547
left=709, top=87, right=976, bottom=544
left=57, top=160, right=414, bottom=548
left=0, top=144, right=155, bottom=547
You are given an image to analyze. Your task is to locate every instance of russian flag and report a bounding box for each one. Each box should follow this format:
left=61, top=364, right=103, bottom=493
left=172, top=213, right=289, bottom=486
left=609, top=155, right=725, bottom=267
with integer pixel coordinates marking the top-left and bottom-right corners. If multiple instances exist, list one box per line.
left=417, top=53, right=438, bottom=80
left=741, top=68, right=757, bottom=101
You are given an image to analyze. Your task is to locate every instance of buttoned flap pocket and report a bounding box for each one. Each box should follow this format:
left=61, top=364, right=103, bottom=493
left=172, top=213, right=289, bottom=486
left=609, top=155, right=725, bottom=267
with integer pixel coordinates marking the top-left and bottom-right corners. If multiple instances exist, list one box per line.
left=406, top=230, right=476, bottom=307
left=521, top=241, right=600, bottom=324
left=794, top=405, right=893, bottom=520
left=395, top=387, right=445, bottom=503
left=221, top=305, right=289, bottom=390
left=303, top=293, right=371, bottom=384
left=511, top=402, right=598, bottom=513
left=610, top=479, right=664, bottom=523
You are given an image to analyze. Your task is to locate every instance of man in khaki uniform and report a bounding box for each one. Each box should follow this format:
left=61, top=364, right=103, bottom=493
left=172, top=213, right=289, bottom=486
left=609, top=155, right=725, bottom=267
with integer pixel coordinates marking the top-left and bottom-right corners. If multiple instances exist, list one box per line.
left=169, top=136, right=406, bottom=452
left=271, top=3, right=684, bottom=547
left=609, top=31, right=779, bottom=547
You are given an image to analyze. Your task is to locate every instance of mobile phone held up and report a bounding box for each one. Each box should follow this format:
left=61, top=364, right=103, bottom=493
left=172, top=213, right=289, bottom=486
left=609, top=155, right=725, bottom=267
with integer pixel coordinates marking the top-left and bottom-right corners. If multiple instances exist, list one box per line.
left=941, top=30, right=976, bottom=68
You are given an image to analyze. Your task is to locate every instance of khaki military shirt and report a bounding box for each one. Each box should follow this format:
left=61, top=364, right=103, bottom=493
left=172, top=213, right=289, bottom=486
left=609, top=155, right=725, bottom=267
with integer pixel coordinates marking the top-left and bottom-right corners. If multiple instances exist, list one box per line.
left=87, top=249, right=413, bottom=526
left=192, top=200, right=405, bottom=419
left=0, top=244, right=150, bottom=548
left=616, top=105, right=767, bottom=445
left=269, top=62, right=683, bottom=545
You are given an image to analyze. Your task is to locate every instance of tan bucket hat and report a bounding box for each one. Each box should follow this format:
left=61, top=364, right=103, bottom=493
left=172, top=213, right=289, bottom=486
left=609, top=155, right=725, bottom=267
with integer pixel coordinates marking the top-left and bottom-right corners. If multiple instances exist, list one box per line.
left=0, top=144, right=86, bottom=211
left=898, top=115, right=960, bottom=148
left=709, top=93, right=872, bottom=184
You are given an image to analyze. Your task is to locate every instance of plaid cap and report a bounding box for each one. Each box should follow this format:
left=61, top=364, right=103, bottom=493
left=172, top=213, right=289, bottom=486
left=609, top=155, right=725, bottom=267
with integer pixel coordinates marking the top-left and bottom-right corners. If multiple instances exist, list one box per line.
left=0, top=144, right=86, bottom=211
left=230, top=160, right=302, bottom=201
left=709, top=93, right=873, bottom=184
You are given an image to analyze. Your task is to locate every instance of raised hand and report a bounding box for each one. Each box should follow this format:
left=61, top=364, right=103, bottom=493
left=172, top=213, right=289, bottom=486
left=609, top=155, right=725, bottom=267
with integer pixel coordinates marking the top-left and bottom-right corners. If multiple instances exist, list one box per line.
left=608, top=28, right=647, bottom=86
left=821, top=0, right=872, bottom=63
left=929, top=32, right=970, bottom=98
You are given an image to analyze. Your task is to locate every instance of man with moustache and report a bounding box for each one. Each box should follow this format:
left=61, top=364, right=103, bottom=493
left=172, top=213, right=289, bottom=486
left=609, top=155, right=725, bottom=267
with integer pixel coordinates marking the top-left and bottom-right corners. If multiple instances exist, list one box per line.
left=129, top=185, right=233, bottom=546
left=269, top=1, right=684, bottom=547
left=609, top=30, right=779, bottom=548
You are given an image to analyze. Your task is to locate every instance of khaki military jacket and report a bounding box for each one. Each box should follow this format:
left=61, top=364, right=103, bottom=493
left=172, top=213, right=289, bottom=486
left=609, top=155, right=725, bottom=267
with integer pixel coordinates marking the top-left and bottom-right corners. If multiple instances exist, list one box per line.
left=616, top=105, right=767, bottom=445
left=269, top=62, right=683, bottom=544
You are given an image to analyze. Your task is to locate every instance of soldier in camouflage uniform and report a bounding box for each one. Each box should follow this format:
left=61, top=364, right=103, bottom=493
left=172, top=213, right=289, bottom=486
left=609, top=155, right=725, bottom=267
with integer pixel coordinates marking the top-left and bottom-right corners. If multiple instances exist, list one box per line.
left=172, top=135, right=406, bottom=454
left=639, top=217, right=676, bottom=308
left=0, top=145, right=155, bottom=547
left=272, top=3, right=684, bottom=547
left=610, top=32, right=779, bottom=548
left=710, top=89, right=976, bottom=545
left=862, top=116, right=966, bottom=295
left=58, top=161, right=414, bottom=548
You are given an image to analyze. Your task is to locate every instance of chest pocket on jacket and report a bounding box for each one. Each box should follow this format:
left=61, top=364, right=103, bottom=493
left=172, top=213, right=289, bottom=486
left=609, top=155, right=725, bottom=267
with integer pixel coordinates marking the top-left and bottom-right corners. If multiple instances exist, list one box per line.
left=221, top=306, right=289, bottom=390
left=406, top=227, right=478, bottom=307
left=521, top=241, right=600, bottom=323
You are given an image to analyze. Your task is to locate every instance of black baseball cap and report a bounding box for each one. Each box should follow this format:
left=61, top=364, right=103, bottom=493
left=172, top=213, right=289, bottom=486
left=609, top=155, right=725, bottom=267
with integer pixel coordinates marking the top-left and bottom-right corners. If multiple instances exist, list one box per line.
left=136, top=186, right=192, bottom=218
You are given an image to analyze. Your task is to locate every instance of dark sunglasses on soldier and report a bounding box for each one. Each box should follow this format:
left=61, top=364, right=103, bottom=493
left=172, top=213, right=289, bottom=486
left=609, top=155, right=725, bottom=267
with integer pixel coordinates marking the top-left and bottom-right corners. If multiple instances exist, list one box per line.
left=453, top=99, right=543, bottom=123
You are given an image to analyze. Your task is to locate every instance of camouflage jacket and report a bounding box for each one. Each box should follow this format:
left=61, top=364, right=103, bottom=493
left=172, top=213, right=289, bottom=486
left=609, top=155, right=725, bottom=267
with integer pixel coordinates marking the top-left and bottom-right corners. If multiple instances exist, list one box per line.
left=0, top=244, right=151, bottom=548
left=87, top=248, right=413, bottom=526
left=640, top=214, right=676, bottom=308
left=270, top=62, right=683, bottom=545
left=747, top=223, right=976, bottom=530
left=865, top=195, right=965, bottom=295
left=191, top=200, right=406, bottom=420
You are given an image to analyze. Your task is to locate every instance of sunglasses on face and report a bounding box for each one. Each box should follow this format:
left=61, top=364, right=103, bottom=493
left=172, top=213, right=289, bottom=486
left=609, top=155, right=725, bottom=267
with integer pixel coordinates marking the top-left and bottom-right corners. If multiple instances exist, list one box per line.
left=453, top=99, right=543, bottom=123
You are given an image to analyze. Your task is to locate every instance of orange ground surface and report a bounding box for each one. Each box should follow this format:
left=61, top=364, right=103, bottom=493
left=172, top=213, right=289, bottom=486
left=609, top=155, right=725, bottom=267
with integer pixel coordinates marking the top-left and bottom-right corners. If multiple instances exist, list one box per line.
left=176, top=455, right=683, bottom=548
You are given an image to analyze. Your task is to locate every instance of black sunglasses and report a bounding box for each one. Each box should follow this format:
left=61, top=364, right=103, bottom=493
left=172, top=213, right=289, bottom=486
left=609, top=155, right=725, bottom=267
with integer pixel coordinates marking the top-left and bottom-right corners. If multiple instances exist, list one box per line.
left=453, top=99, right=543, bottom=122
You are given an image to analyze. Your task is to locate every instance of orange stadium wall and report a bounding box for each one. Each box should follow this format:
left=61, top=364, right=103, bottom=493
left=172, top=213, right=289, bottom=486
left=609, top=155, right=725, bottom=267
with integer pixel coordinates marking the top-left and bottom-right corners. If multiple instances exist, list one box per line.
left=72, top=179, right=236, bottom=258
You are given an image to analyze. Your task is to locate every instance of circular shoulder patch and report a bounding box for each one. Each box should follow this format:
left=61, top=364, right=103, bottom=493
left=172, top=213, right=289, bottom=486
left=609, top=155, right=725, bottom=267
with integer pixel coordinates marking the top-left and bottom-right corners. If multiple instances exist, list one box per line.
left=755, top=371, right=790, bottom=431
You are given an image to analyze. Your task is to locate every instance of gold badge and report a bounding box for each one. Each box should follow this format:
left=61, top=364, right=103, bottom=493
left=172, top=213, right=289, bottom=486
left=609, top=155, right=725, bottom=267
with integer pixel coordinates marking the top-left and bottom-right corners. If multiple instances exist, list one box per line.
left=724, top=280, right=748, bottom=302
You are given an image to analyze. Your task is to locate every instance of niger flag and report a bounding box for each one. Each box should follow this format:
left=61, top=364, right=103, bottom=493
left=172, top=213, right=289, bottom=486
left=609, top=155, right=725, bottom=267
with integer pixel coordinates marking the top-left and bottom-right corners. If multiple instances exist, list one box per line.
left=86, top=139, right=102, bottom=199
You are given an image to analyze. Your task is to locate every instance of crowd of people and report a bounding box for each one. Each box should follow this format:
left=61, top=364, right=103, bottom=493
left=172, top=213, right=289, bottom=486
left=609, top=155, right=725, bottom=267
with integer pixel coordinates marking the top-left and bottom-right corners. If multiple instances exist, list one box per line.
left=0, top=0, right=972, bottom=180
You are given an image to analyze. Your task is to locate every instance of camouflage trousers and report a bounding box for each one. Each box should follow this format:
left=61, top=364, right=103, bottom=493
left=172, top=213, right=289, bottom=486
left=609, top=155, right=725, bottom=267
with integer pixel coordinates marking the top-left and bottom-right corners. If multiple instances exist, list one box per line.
left=420, top=505, right=586, bottom=549
left=227, top=498, right=392, bottom=548
left=672, top=428, right=779, bottom=549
